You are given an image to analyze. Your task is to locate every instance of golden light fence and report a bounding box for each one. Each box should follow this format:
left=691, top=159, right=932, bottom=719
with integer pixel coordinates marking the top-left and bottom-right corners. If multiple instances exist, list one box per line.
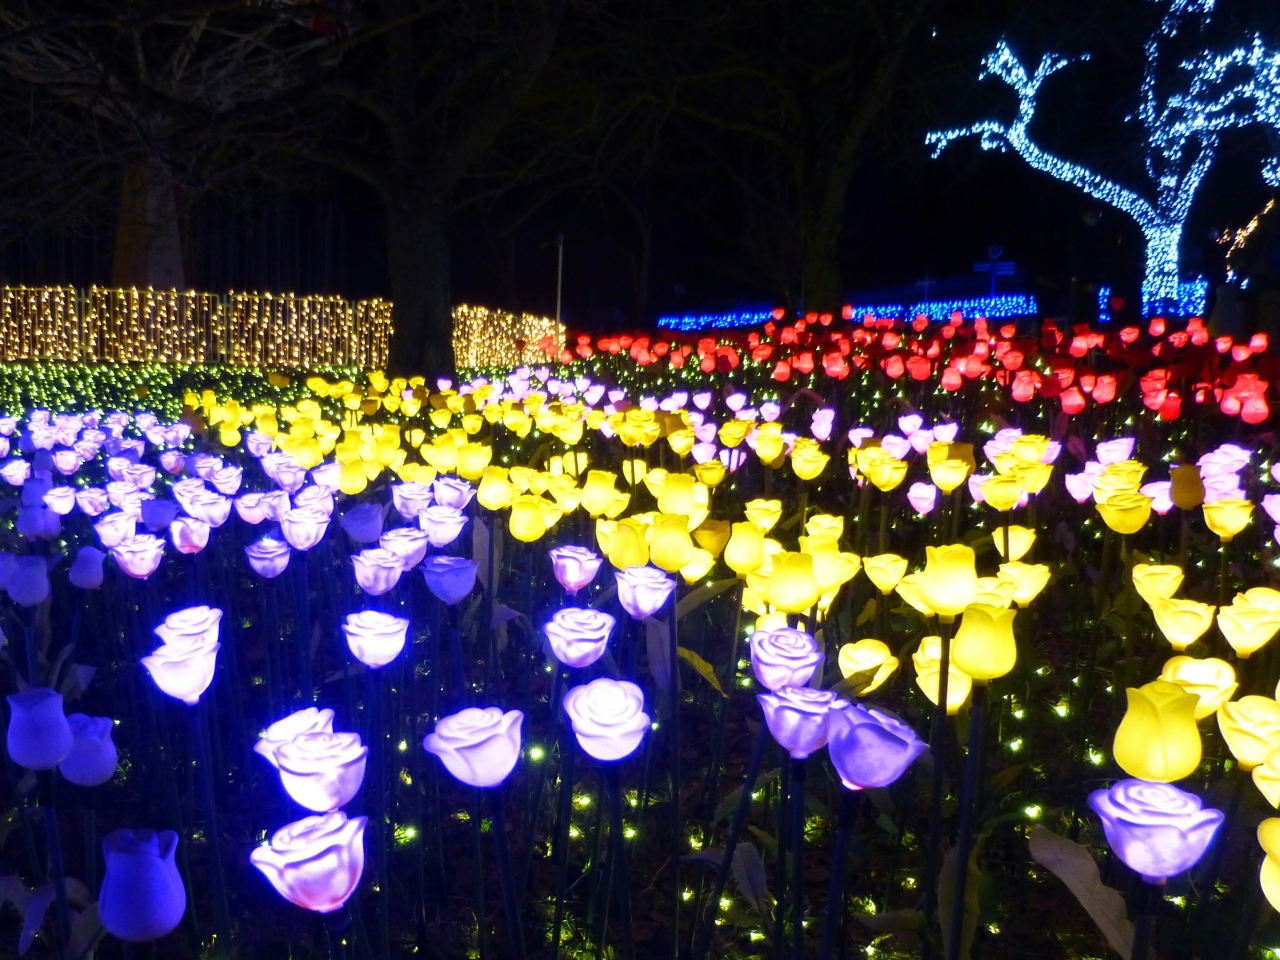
left=452, top=303, right=564, bottom=369
left=0, top=286, right=393, bottom=369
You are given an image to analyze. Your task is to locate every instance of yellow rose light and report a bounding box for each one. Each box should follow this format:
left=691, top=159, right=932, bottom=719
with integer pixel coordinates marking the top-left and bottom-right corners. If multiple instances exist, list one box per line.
left=657, top=473, right=698, bottom=517
left=864, top=554, right=908, bottom=595
left=680, top=548, right=715, bottom=585
left=667, top=428, right=696, bottom=458
left=950, top=604, right=1017, bottom=681
left=799, top=536, right=860, bottom=594
left=992, top=525, right=1035, bottom=561
left=476, top=467, right=515, bottom=511
left=1218, top=696, right=1280, bottom=770
left=1150, top=597, right=1216, bottom=651
left=694, top=460, right=727, bottom=487
left=766, top=552, right=821, bottom=614
left=863, top=453, right=908, bottom=493
left=913, top=636, right=971, bottom=715
left=650, top=515, right=696, bottom=573
left=1260, top=819, right=1280, bottom=912
left=641, top=467, right=669, bottom=501
left=981, top=475, right=1023, bottom=512
left=1253, top=750, right=1280, bottom=808
left=602, top=518, right=649, bottom=570
left=1203, top=497, right=1254, bottom=541
left=1244, top=587, right=1280, bottom=615
left=744, top=499, right=782, bottom=533
left=805, top=514, right=844, bottom=540
left=1218, top=601, right=1280, bottom=658
left=1159, top=656, right=1238, bottom=719
left=753, top=424, right=787, bottom=465
left=837, top=639, right=899, bottom=694
left=996, top=562, right=1050, bottom=608
left=894, top=573, right=935, bottom=617
left=508, top=494, right=549, bottom=543
left=929, top=458, right=972, bottom=494
left=693, top=520, right=731, bottom=557
left=455, top=443, right=493, bottom=481
left=1113, top=679, right=1202, bottom=782
left=1170, top=464, right=1206, bottom=510
left=790, top=438, right=830, bottom=481
left=1013, top=461, right=1054, bottom=495
left=718, top=420, right=750, bottom=448
left=974, top=576, right=1017, bottom=608
left=724, top=522, right=765, bottom=576
left=621, top=458, right=647, bottom=487
left=918, top=544, right=977, bottom=621
left=1131, top=564, right=1185, bottom=606
left=581, top=471, right=622, bottom=518
left=1096, top=491, right=1153, bottom=535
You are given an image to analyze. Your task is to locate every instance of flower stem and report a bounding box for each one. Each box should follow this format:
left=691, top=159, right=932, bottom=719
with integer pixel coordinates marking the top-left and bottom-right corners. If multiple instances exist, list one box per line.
left=520, top=665, right=564, bottom=892
left=607, top=764, right=636, bottom=960
left=550, top=735, right=577, bottom=959
left=471, top=787, right=490, bottom=960
left=818, top=790, right=860, bottom=960
left=946, top=682, right=986, bottom=960
left=490, top=786, right=526, bottom=960
left=772, top=755, right=791, bottom=960
left=40, top=771, right=72, bottom=959
left=667, top=591, right=682, bottom=960
left=790, top=757, right=807, bottom=960
left=924, top=616, right=953, bottom=932
left=190, top=701, right=233, bottom=956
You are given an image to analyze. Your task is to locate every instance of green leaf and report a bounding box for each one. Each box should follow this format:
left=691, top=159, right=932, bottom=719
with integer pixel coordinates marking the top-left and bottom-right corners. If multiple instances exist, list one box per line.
left=713, top=768, right=780, bottom=823
left=856, top=598, right=878, bottom=626
left=1028, top=826, right=1133, bottom=960
left=677, top=646, right=727, bottom=697
left=985, top=763, right=1025, bottom=795
left=938, top=840, right=982, bottom=960
left=676, top=578, right=739, bottom=620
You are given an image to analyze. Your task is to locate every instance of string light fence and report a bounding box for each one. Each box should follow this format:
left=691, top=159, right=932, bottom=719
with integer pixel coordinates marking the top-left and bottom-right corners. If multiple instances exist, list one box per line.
left=452, top=303, right=564, bottom=370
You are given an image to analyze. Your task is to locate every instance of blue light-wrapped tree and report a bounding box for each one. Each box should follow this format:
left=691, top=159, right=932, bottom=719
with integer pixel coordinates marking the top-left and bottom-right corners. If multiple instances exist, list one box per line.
left=927, top=0, right=1278, bottom=317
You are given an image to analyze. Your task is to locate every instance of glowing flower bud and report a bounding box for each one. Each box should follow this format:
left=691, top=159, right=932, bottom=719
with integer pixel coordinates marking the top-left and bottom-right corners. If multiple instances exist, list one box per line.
left=992, top=525, right=1035, bottom=561
left=766, top=552, right=820, bottom=614
left=548, top=545, right=603, bottom=594
left=100, top=829, right=187, bottom=939
left=69, top=545, right=105, bottom=589
left=563, top=679, right=649, bottom=761
left=836, top=639, right=898, bottom=694
left=895, top=573, right=936, bottom=617
left=974, top=575, right=1016, bottom=608
left=476, top=467, right=514, bottom=511
left=351, top=548, right=404, bottom=596
left=749, top=627, right=823, bottom=691
left=1218, top=696, right=1280, bottom=770
left=420, top=556, right=478, bottom=606
left=680, top=548, right=715, bottom=584
left=276, top=732, right=368, bottom=811
left=981, top=475, right=1023, bottom=512
left=929, top=458, right=972, bottom=494
left=790, top=440, right=829, bottom=481
left=424, top=707, right=524, bottom=787
left=724, top=522, right=765, bottom=576
left=743, top=498, right=782, bottom=534
left=758, top=687, right=839, bottom=759
left=907, top=482, right=937, bottom=515
left=863, top=554, right=908, bottom=595
left=1202, top=497, right=1253, bottom=541
left=544, top=607, right=615, bottom=668
left=142, top=606, right=222, bottom=705
left=255, top=708, right=336, bottom=768
left=603, top=518, right=649, bottom=570
left=1131, top=564, right=1185, bottom=606
left=650, top=515, right=695, bottom=573
left=615, top=566, right=675, bottom=620
left=250, top=812, right=366, bottom=913
left=1170, top=464, right=1205, bottom=510
left=658, top=473, right=698, bottom=516
left=828, top=702, right=925, bottom=790
left=950, top=603, right=1017, bottom=681
left=918, top=544, right=977, bottom=620
left=996, top=561, right=1049, bottom=607
left=693, top=519, right=731, bottom=557
left=913, top=636, right=971, bottom=715
left=6, top=688, right=73, bottom=770
left=59, top=714, right=118, bottom=786
left=507, top=494, right=549, bottom=543
left=1088, top=780, right=1222, bottom=881
left=281, top=507, right=331, bottom=551
left=1150, top=597, right=1216, bottom=651
left=342, top=610, right=410, bottom=669
left=1218, top=601, right=1280, bottom=658
left=580, top=471, right=622, bottom=518
left=8, top=555, right=50, bottom=606
left=1159, top=656, right=1237, bottom=719
left=455, top=443, right=493, bottom=481
left=1096, top=492, right=1152, bottom=535
left=1113, top=680, right=1201, bottom=782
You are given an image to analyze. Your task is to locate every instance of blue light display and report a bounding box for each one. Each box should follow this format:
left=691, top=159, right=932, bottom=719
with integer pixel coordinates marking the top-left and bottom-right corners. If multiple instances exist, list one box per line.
left=1097, top=277, right=1208, bottom=321
left=656, top=293, right=1039, bottom=331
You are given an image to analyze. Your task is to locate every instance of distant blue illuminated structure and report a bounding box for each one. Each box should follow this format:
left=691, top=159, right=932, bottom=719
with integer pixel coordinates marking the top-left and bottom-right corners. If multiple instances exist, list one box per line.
left=927, top=0, right=1280, bottom=317
left=1097, top=278, right=1208, bottom=322
left=657, top=292, right=1039, bottom=332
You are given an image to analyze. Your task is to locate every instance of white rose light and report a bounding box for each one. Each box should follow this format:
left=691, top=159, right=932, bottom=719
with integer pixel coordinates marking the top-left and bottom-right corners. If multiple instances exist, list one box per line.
left=423, top=707, right=524, bottom=788
left=141, top=607, right=222, bottom=705
left=563, top=678, right=650, bottom=761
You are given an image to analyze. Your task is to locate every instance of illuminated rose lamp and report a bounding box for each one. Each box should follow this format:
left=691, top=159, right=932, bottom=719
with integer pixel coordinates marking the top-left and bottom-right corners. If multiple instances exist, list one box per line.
left=250, top=812, right=367, bottom=913
left=99, top=829, right=187, bottom=941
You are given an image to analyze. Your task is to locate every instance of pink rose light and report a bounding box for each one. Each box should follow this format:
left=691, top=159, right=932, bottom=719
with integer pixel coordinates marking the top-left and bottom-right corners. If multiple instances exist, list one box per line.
left=255, top=707, right=336, bottom=767
left=432, top=477, right=475, bottom=511
left=933, top=422, right=959, bottom=444
left=281, top=507, right=331, bottom=551
left=379, top=527, right=430, bottom=571
left=1142, top=481, right=1175, bottom=516
left=421, top=556, right=478, bottom=605
left=275, top=731, right=368, bottom=811
left=250, top=812, right=367, bottom=914
left=615, top=566, right=676, bottom=620
left=342, top=610, right=410, bottom=668
left=127, top=463, right=157, bottom=490
left=4, top=457, right=33, bottom=486
left=246, top=537, right=292, bottom=579
left=261, top=489, right=291, bottom=521
left=188, top=453, right=223, bottom=480
left=169, top=517, right=210, bottom=555
left=391, top=482, right=434, bottom=519
left=1064, top=472, right=1096, bottom=503
left=548, top=545, right=603, bottom=594
left=170, top=478, right=206, bottom=514
left=419, top=504, right=468, bottom=547
left=898, top=414, right=924, bottom=437
left=107, top=456, right=133, bottom=482
left=811, top=408, right=835, bottom=441
left=1096, top=438, right=1135, bottom=465
left=112, top=535, right=166, bottom=579
left=141, top=606, right=222, bottom=704
left=235, top=493, right=270, bottom=524
left=544, top=607, right=616, bottom=668
left=758, top=687, right=840, bottom=759
left=563, top=678, right=650, bottom=761
left=424, top=706, right=524, bottom=787
left=246, top=432, right=274, bottom=457
left=52, top=450, right=82, bottom=475
left=880, top=434, right=912, bottom=460
left=749, top=627, right=824, bottom=692
left=352, top=548, right=404, bottom=596
left=908, top=482, right=938, bottom=516
left=159, top=450, right=185, bottom=475
left=275, top=463, right=309, bottom=494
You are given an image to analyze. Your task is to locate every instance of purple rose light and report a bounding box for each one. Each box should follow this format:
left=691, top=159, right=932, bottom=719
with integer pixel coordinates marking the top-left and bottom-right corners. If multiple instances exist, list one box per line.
left=908, top=482, right=938, bottom=516
left=311, top=461, right=342, bottom=493
left=141, top=606, right=222, bottom=704
left=234, top=493, right=270, bottom=525
left=60, top=713, right=119, bottom=786
left=255, top=707, right=336, bottom=767
left=246, top=537, right=292, bottom=578
left=341, top=502, right=385, bottom=544
left=275, top=732, right=368, bottom=812
left=169, top=517, right=210, bottom=555
left=42, top=486, right=76, bottom=515
left=379, top=527, right=430, bottom=572
left=342, top=610, right=410, bottom=668
left=6, top=688, right=73, bottom=770
left=827, top=702, right=926, bottom=789
left=544, top=607, right=616, bottom=668
left=549, top=545, right=603, bottom=594
left=99, top=829, right=187, bottom=940
left=391, top=482, right=434, bottom=519
left=433, top=476, right=476, bottom=511
left=758, top=687, right=840, bottom=759
left=250, top=812, right=367, bottom=913
left=615, top=566, right=676, bottom=620
left=211, top=466, right=243, bottom=495
left=184, top=489, right=231, bottom=527
left=140, top=498, right=178, bottom=531
left=159, top=450, right=185, bottom=474
left=420, top=555, right=479, bottom=606
left=1088, top=779, right=1223, bottom=881
left=281, top=507, right=331, bottom=551
left=749, top=627, right=824, bottom=692
left=112, top=534, right=166, bottom=579
left=423, top=707, right=524, bottom=788
left=8, top=555, right=50, bottom=606
left=352, top=548, right=404, bottom=596
left=76, top=487, right=109, bottom=517
left=68, top=546, right=105, bottom=589
left=419, top=504, right=469, bottom=547
left=563, top=678, right=650, bottom=761
left=95, top=511, right=137, bottom=548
